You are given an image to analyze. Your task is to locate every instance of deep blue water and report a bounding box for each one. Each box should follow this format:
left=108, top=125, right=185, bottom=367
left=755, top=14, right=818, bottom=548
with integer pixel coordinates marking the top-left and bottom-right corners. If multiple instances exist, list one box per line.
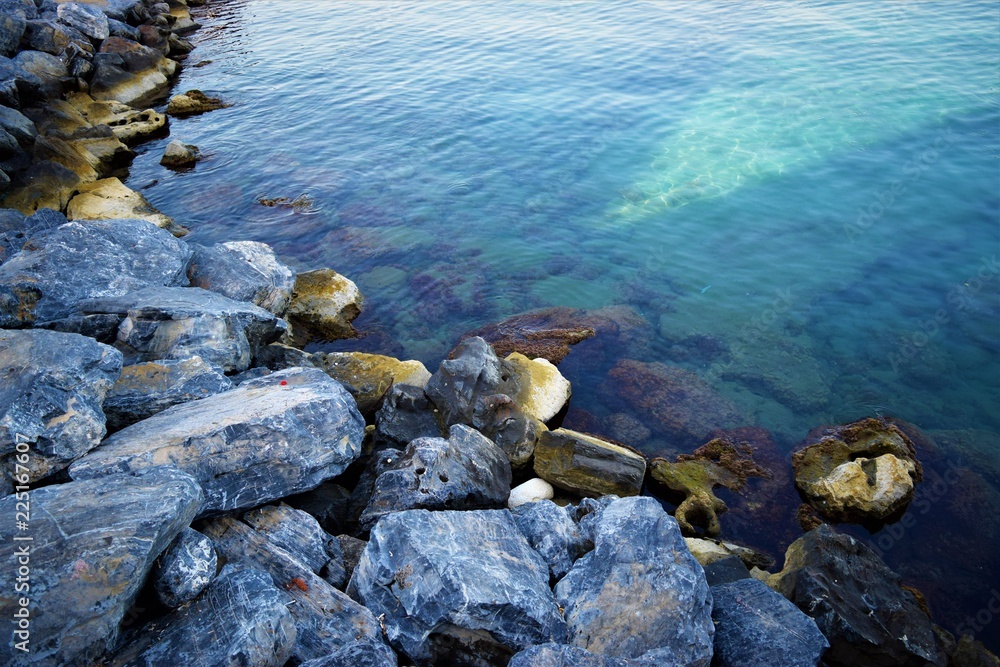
left=126, top=0, right=1000, bottom=647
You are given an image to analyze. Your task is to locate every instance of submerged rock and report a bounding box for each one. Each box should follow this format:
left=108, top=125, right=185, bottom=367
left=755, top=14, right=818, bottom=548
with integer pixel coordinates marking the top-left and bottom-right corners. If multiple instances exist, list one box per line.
left=554, top=496, right=714, bottom=665
left=285, top=268, right=363, bottom=343
left=77, top=286, right=287, bottom=372
left=0, top=329, right=122, bottom=482
left=202, top=516, right=388, bottom=663
left=711, top=578, right=828, bottom=667
left=358, top=424, right=512, bottom=531
left=0, top=218, right=192, bottom=327
left=109, top=565, right=297, bottom=667
left=792, top=418, right=922, bottom=524
left=151, top=527, right=217, bottom=608
left=71, top=367, right=365, bottom=516
left=0, top=467, right=203, bottom=666
left=102, top=356, right=233, bottom=431
left=768, top=524, right=946, bottom=667
left=348, top=509, right=567, bottom=665
left=533, top=428, right=646, bottom=498
left=186, top=240, right=295, bottom=316
left=460, top=306, right=597, bottom=364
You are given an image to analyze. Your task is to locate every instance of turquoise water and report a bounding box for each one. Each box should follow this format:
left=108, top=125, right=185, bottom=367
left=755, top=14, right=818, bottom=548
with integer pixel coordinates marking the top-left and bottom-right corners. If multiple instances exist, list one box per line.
left=126, top=0, right=999, bottom=645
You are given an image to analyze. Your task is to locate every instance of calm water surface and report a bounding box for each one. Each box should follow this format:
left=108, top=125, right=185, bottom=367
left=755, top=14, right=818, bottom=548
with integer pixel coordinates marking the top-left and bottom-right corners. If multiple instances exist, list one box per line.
left=127, top=0, right=1000, bottom=646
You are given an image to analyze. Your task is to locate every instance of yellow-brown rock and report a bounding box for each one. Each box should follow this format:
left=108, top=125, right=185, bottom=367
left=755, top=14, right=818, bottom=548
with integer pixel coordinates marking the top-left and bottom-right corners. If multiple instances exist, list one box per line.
left=66, top=177, right=188, bottom=237
left=285, top=269, right=363, bottom=343
left=502, top=352, right=571, bottom=423
left=533, top=428, right=646, bottom=497
left=310, top=351, right=431, bottom=414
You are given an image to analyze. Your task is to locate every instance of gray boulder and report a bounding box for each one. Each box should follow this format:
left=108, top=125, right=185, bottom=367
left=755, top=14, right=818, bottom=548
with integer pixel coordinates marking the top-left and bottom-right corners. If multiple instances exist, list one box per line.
left=186, top=240, right=295, bottom=315
left=768, top=524, right=946, bottom=667
left=372, top=382, right=442, bottom=449
left=25, top=18, right=93, bottom=58
left=159, top=138, right=199, bottom=168
left=298, top=638, right=398, bottom=667
left=0, top=218, right=191, bottom=328
left=473, top=393, right=543, bottom=468
left=711, top=578, right=828, bottom=667
left=348, top=509, right=567, bottom=665
left=151, top=527, right=217, bottom=608
left=511, top=499, right=589, bottom=580
left=103, top=356, right=233, bottom=431
left=71, top=367, right=365, bottom=516
left=242, top=504, right=334, bottom=574
left=358, top=424, right=512, bottom=531
left=109, top=565, right=296, bottom=667
left=0, top=12, right=26, bottom=58
left=0, top=329, right=122, bottom=482
left=0, top=467, right=203, bottom=666
left=202, top=516, right=388, bottom=664
left=12, top=49, right=67, bottom=101
left=57, top=2, right=110, bottom=40
left=425, top=336, right=503, bottom=427
left=76, top=286, right=287, bottom=372
left=554, top=496, right=714, bottom=665
left=0, top=125, right=18, bottom=159
left=90, top=36, right=176, bottom=106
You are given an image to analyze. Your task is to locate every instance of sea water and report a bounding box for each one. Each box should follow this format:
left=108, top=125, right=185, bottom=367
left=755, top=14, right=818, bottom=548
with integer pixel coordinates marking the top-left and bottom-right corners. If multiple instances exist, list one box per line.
left=125, top=0, right=1000, bottom=647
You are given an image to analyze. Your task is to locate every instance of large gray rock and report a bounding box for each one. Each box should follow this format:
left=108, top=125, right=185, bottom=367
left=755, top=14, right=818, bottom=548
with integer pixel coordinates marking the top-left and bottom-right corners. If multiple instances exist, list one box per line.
left=298, top=638, right=398, bottom=667
left=0, top=218, right=192, bottom=327
left=0, top=329, right=122, bottom=482
left=511, top=499, right=589, bottom=580
left=76, top=286, right=287, bottom=372
left=103, top=356, right=233, bottom=431
left=186, top=241, right=295, bottom=315
left=554, top=496, right=714, bottom=665
left=372, top=383, right=442, bottom=449
left=71, top=367, right=365, bottom=516
left=0, top=467, right=203, bottom=666
left=12, top=49, right=67, bottom=101
left=202, top=516, right=388, bottom=663
left=348, top=509, right=567, bottom=665
left=472, top=393, right=544, bottom=468
left=151, top=527, right=217, bottom=608
left=242, top=504, right=334, bottom=574
left=711, top=578, right=829, bottom=667
left=90, top=36, right=176, bottom=106
left=25, top=18, right=93, bottom=58
left=359, top=424, right=512, bottom=531
left=0, top=12, right=27, bottom=58
left=0, top=208, right=64, bottom=264
left=57, top=2, right=110, bottom=40
left=109, top=565, right=296, bottom=667
left=425, top=336, right=503, bottom=427
left=768, top=524, right=946, bottom=667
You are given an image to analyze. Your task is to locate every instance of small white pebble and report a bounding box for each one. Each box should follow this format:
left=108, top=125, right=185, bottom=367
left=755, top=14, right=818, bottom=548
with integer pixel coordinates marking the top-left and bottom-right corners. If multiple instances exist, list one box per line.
left=508, top=478, right=555, bottom=508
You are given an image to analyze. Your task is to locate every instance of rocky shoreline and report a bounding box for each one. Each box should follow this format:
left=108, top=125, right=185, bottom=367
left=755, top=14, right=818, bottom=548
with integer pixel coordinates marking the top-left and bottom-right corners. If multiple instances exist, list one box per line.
left=0, top=1, right=998, bottom=665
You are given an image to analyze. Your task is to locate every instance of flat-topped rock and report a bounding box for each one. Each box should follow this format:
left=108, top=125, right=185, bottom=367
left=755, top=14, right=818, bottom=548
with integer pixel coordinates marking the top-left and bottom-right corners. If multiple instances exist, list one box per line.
left=0, top=329, right=122, bottom=481
left=0, top=467, right=203, bottom=666
left=186, top=241, right=295, bottom=315
left=534, top=428, right=646, bottom=497
left=71, top=367, right=365, bottom=516
left=66, top=177, right=186, bottom=236
left=90, top=36, right=177, bottom=105
left=0, top=218, right=191, bottom=327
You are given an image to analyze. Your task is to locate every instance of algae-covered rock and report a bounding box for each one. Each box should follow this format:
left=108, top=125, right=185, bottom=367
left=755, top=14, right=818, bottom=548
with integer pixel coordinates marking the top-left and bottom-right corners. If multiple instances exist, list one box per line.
left=502, top=351, right=572, bottom=422
left=310, top=350, right=431, bottom=415
left=459, top=306, right=598, bottom=364
left=286, top=268, right=363, bottom=343
left=792, top=417, right=922, bottom=524
left=534, top=427, right=646, bottom=497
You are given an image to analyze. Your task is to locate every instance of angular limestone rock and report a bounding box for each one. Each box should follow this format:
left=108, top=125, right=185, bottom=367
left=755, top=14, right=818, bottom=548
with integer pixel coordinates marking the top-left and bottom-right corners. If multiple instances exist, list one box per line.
left=109, top=565, right=297, bottom=667
left=792, top=418, right=922, bottom=524
left=359, top=424, right=512, bottom=531
left=241, top=504, right=334, bottom=574
left=151, top=527, right=217, bottom=608
left=534, top=428, right=646, bottom=497
left=311, top=350, right=431, bottom=415
left=285, top=268, right=363, bottom=343
left=348, top=509, right=567, bottom=664
left=0, top=468, right=203, bottom=666
left=202, top=516, right=387, bottom=663
left=425, top=336, right=502, bottom=427
left=711, top=578, right=828, bottom=667
left=71, top=367, right=365, bottom=516
left=90, top=36, right=177, bottom=105
left=0, top=218, right=191, bottom=327
left=66, top=177, right=186, bottom=236
left=512, top=499, right=589, bottom=579
left=103, top=356, right=233, bottom=431
left=78, top=286, right=286, bottom=372
left=372, top=383, right=442, bottom=449
left=554, top=496, right=714, bottom=665
left=0, top=329, right=122, bottom=482
left=768, top=524, right=946, bottom=667
left=186, top=241, right=295, bottom=315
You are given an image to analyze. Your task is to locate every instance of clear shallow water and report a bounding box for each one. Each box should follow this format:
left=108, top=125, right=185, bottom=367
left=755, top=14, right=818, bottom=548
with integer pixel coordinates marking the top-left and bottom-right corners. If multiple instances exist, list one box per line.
left=128, top=0, right=999, bottom=646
